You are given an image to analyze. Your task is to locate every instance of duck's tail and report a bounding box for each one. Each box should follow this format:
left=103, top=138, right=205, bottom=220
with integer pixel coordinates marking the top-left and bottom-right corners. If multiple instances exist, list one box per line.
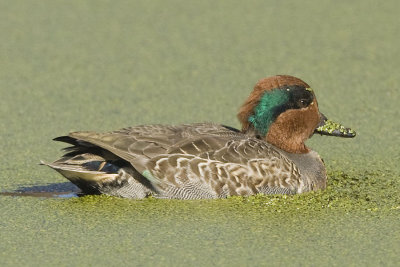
left=40, top=155, right=122, bottom=194
left=41, top=148, right=153, bottom=198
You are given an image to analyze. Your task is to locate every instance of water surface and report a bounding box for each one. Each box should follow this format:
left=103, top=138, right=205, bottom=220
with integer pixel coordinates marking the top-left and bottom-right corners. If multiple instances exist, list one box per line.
left=1, top=0, right=399, bottom=266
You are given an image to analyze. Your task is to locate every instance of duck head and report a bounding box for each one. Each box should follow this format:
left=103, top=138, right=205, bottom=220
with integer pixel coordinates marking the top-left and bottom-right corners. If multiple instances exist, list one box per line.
left=238, top=75, right=356, bottom=154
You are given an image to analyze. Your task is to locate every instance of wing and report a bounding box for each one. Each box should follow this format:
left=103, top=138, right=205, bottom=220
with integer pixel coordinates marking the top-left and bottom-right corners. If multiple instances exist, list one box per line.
left=143, top=138, right=302, bottom=199
left=57, top=123, right=241, bottom=173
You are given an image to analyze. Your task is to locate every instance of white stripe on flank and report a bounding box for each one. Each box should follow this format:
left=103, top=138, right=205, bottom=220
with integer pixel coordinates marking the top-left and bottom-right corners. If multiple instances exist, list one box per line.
left=191, top=142, right=201, bottom=152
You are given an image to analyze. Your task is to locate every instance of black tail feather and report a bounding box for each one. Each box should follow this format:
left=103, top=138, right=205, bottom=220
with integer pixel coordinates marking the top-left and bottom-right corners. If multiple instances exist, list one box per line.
left=54, top=135, right=95, bottom=148
left=53, top=135, right=78, bottom=145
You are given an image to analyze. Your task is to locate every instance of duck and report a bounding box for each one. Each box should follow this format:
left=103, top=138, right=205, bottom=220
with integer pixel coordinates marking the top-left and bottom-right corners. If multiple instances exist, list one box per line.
left=42, top=75, right=356, bottom=199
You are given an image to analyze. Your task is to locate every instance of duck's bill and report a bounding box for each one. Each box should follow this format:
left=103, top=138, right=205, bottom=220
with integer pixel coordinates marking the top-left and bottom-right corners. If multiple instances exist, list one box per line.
left=314, top=113, right=356, bottom=138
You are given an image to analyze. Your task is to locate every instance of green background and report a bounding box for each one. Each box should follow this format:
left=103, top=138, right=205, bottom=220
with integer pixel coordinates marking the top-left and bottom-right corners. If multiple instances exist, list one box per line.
left=1, top=0, right=399, bottom=266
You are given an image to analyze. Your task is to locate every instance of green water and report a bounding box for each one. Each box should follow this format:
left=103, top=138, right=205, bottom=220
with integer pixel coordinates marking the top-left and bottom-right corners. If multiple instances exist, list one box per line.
left=1, top=0, right=399, bottom=266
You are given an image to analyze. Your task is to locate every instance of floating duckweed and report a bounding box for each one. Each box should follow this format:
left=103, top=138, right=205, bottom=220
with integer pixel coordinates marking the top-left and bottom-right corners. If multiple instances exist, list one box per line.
left=348, top=128, right=356, bottom=134
left=317, top=119, right=348, bottom=134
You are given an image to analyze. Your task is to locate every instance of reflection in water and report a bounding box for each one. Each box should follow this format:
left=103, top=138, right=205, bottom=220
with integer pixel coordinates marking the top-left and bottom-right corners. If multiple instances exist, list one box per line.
left=0, top=182, right=81, bottom=198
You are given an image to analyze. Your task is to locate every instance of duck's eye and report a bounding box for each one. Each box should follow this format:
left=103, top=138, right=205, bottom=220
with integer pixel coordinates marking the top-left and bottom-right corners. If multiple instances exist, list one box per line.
left=298, top=99, right=308, bottom=108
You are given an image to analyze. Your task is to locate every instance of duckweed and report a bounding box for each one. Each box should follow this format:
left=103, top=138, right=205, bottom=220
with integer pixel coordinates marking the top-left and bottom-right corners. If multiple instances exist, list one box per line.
left=317, top=119, right=354, bottom=134
left=1, top=0, right=399, bottom=266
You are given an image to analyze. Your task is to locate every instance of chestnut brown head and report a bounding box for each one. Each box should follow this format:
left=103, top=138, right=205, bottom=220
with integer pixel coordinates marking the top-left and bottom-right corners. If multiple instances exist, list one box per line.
left=238, top=75, right=355, bottom=153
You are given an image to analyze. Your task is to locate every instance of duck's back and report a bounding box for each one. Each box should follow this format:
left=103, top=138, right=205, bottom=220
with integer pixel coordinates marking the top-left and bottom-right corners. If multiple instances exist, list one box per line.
left=44, top=123, right=311, bottom=199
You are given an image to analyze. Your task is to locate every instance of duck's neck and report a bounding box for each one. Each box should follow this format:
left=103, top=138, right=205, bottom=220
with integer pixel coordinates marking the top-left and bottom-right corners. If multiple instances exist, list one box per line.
left=266, top=124, right=309, bottom=154
left=244, top=126, right=309, bottom=154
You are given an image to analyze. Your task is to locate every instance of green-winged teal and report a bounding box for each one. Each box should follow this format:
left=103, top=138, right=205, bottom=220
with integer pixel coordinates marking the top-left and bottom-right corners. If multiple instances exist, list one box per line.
left=42, top=75, right=356, bottom=199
